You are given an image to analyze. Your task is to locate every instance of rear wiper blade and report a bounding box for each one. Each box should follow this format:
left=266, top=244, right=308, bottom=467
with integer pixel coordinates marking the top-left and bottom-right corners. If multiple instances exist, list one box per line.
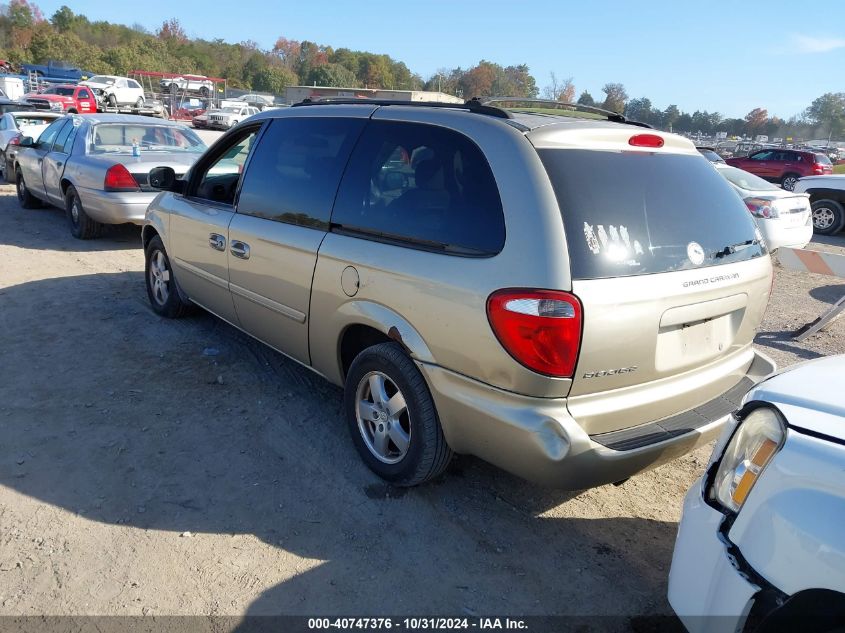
left=713, top=239, right=756, bottom=258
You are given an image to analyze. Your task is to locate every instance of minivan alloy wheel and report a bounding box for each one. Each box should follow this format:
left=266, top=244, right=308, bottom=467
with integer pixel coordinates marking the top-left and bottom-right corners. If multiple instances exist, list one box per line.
left=148, top=250, right=171, bottom=306
left=355, top=371, right=411, bottom=464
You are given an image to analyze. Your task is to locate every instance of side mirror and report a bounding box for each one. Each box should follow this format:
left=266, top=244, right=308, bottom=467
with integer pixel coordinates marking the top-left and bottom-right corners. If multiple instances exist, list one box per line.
left=149, top=166, right=185, bottom=193
left=19, top=136, right=35, bottom=147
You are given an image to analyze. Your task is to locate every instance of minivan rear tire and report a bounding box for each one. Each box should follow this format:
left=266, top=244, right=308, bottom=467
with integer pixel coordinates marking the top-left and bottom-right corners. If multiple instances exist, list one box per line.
left=344, top=342, right=452, bottom=486
left=811, top=199, right=845, bottom=235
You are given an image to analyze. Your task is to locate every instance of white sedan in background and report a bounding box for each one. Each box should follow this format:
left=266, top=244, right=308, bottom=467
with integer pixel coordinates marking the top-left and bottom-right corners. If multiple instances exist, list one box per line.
left=0, top=110, right=63, bottom=182
left=715, top=163, right=813, bottom=251
left=669, top=355, right=845, bottom=633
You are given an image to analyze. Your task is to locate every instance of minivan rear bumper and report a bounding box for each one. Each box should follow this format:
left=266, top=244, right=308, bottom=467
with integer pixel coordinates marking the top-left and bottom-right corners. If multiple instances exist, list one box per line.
left=422, top=349, right=775, bottom=489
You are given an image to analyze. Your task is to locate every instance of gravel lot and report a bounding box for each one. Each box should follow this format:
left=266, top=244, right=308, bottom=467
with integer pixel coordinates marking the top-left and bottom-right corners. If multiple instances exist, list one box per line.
left=0, top=178, right=843, bottom=626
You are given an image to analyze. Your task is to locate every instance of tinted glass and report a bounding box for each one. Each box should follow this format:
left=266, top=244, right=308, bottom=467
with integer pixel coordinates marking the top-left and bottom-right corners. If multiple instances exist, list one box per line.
left=52, top=119, right=76, bottom=153
left=44, top=86, right=75, bottom=96
left=697, top=149, right=724, bottom=163
left=77, top=89, right=91, bottom=99
left=333, top=120, right=505, bottom=256
left=193, top=126, right=260, bottom=205
left=36, top=118, right=67, bottom=148
left=749, top=151, right=773, bottom=161
left=237, top=117, right=365, bottom=229
left=539, top=149, right=766, bottom=280
left=815, top=153, right=832, bottom=165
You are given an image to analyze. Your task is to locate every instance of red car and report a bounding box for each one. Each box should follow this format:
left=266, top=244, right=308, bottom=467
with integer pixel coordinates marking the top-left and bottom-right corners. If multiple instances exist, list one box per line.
left=23, top=84, right=98, bottom=114
left=726, top=149, right=833, bottom=191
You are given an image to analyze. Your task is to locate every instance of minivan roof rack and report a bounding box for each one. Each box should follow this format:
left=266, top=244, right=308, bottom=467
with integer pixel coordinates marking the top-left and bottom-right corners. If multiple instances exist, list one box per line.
left=479, top=97, right=653, bottom=128
left=292, top=97, right=513, bottom=119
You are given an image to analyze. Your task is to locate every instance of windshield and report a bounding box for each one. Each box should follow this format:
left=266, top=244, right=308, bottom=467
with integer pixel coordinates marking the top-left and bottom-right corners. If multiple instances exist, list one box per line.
left=15, top=115, right=58, bottom=126
left=697, top=149, right=724, bottom=163
left=220, top=107, right=241, bottom=113
left=718, top=165, right=779, bottom=191
left=91, top=124, right=206, bottom=153
left=538, top=149, right=766, bottom=279
left=87, top=76, right=115, bottom=84
left=43, top=86, right=75, bottom=96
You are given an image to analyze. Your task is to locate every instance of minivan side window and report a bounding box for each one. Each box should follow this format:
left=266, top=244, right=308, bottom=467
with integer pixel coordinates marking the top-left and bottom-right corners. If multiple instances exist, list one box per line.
left=332, top=120, right=505, bottom=256
left=236, top=116, right=365, bottom=229
left=190, top=125, right=260, bottom=206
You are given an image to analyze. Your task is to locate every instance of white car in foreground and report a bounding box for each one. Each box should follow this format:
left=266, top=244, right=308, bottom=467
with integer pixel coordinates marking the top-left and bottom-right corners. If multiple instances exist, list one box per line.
left=715, top=163, right=813, bottom=251
left=669, top=355, right=845, bottom=633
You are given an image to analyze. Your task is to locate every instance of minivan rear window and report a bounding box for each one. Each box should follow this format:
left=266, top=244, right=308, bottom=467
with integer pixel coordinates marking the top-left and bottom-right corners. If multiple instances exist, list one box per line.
left=538, top=149, right=766, bottom=279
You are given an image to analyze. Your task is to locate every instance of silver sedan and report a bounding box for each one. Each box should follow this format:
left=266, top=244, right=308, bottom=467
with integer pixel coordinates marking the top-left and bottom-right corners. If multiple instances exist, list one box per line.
left=14, top=114, right=206, bottom=239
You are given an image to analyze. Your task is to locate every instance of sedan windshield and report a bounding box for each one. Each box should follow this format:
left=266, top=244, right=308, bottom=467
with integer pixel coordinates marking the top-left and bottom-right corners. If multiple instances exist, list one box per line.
left=91, top=124, right=206, bottom=153
left=718, top=166, right=779, bottom=191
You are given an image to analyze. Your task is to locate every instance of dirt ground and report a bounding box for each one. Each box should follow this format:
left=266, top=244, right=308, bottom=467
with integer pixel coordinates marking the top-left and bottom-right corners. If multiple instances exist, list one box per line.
left=1, top=182, right=844, bottom=627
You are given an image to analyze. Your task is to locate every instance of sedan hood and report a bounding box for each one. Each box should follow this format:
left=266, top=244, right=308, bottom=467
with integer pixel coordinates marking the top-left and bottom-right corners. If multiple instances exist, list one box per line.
left=746, top=355, right=845, bottom=440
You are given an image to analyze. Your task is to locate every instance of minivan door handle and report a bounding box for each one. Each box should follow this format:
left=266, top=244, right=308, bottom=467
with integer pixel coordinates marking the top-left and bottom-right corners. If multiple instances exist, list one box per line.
left=230, top=240, right=250, bottom=260
left=209, top=233, right=226, bottom=251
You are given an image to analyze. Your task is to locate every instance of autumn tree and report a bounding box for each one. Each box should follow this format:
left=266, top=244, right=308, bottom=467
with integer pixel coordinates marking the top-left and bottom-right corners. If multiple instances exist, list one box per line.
left=601, top=82, right=628, bottom=113
left=157, top=18, right=187, bottom=44
left=744, top=107, right=769, bottom=135
left=543, top=72, right=575, bottom=102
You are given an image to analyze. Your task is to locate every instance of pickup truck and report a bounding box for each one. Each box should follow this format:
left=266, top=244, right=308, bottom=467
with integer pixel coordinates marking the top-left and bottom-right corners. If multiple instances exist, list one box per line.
left=794, top=175, right=845, bottom=235
left=21, top=60, right=94, bottom=83
left=23, top=84, right=98, bottom=114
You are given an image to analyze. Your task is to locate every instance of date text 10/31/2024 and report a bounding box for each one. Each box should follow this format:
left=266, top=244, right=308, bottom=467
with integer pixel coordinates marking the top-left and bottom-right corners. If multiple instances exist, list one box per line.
left=307, top=618, right=529, bottom=630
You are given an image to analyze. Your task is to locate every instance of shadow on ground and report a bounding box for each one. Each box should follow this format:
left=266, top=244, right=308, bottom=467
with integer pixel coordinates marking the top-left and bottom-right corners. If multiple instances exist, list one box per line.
left=0, top=270, right=680, bottom=621
left=0, top=188, right=141, bottom=252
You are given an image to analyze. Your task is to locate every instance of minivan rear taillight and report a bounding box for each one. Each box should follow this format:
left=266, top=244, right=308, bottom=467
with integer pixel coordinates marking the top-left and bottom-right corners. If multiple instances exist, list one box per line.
left=487, top=289, right=582, bottom=377
left=104, top=164, right=140, bottom=192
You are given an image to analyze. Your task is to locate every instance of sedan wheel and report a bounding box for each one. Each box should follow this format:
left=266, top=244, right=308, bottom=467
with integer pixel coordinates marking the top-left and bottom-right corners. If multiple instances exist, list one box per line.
left=355, top=371, right=411, bottom=464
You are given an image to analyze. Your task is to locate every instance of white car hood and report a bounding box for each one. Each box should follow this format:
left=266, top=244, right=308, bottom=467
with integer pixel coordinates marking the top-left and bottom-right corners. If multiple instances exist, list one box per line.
left=746, top=355, right=845, bottom=439
left=79, top=81, right=113, bottom=90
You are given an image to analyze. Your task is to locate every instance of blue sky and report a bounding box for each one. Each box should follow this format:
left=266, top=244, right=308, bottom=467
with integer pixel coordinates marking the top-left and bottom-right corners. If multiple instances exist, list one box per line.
left=35, top=0, right=845, bottom=119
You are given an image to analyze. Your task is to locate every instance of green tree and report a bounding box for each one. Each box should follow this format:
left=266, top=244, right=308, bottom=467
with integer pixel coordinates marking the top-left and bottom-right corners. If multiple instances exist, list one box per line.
left=625, top=97, right=654, bottom=125
left=662, top=104, right=680, bottom=131
left=805, top=93, right=845, bottom=139
left=307, top=62, right=357, bottom=87
left=50, top=5, right=75, bottom=31
left=252, top=66, right=298, bottom=94
left=576, top=90, right=595, bottom=106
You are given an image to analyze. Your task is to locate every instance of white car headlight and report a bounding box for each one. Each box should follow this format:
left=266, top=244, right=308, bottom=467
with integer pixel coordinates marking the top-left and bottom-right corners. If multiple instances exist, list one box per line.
left=710, top=406, right=785, bottom=513
left=50, top=102, right=64, bottom=111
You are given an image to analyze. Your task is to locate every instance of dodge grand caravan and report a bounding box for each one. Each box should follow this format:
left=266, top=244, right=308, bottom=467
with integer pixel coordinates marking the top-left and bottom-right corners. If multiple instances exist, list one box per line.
left=142, top=99, right=776, bottom=488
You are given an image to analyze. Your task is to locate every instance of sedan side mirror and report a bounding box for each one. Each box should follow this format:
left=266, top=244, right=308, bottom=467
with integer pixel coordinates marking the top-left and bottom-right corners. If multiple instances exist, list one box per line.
left=149, top=166, right=185, bottom=194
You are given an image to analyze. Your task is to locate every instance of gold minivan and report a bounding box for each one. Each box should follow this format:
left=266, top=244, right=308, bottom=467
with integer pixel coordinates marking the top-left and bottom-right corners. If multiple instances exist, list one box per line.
left=143, top=99, right=775, bottom=488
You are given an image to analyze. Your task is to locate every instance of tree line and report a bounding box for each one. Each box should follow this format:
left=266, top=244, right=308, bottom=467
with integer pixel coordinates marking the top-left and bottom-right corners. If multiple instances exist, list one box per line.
left=1, top=1, right=842, bottom=140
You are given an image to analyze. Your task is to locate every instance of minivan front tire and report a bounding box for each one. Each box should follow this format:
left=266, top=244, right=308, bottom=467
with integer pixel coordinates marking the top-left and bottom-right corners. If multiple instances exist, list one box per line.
left=344, top=342, right=452, bottom=486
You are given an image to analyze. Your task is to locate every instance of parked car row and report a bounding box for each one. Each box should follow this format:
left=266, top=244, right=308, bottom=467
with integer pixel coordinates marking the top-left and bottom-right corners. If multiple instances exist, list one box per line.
left=9, top=100, right=843, bottom=631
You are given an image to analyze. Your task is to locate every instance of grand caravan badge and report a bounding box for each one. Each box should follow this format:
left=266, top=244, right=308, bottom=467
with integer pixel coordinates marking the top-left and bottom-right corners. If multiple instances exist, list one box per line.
left=687, top=241, right=705, bottom=265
